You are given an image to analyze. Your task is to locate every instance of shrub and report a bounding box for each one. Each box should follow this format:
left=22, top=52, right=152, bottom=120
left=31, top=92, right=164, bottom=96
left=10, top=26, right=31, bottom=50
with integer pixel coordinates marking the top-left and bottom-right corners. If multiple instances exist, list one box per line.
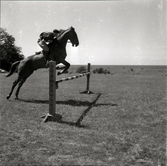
left=93, top=68, right=104, bottom=74
left=76, top=66, right=86, bottom=73
left=93, top=68, right=110, bottom=74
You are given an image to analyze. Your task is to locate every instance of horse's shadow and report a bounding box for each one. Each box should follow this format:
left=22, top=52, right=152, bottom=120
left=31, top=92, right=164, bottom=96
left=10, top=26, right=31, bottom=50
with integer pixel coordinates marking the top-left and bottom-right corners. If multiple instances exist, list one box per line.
left=19, top=93, right=118, bottom=127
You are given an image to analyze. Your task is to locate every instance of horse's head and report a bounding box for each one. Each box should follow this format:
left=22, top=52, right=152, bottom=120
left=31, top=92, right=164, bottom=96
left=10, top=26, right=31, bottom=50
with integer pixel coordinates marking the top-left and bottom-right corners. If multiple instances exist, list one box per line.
left=68, top=27, right=79, bottom=47
left=57, top=27, right=79, bottom=47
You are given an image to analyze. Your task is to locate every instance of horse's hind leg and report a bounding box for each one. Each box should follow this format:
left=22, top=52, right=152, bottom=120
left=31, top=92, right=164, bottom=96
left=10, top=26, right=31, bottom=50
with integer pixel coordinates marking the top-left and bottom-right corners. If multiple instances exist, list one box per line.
left=15, top=78, right=26, bottom=100
left=6, top=77, right=21, bottom=99
left=15, top=70, right=34, bottom=99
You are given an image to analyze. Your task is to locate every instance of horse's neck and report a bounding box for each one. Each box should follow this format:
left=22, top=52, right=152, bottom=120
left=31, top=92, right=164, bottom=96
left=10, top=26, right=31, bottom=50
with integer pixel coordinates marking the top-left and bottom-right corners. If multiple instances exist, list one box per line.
left=57, top=30, right=69, bottom=47
left=58, top=40, right=67, bottom=48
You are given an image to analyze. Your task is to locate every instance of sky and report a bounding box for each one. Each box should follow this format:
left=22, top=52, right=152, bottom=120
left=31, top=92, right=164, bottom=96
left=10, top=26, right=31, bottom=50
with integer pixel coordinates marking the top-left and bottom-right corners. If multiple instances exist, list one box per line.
left=1, top=0, right=167, bottom=65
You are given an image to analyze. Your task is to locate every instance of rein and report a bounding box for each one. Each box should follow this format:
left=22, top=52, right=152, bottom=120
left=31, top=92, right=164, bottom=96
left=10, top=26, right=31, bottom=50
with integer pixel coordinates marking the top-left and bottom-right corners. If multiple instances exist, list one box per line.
left=56, top=28, right=71, bottom=40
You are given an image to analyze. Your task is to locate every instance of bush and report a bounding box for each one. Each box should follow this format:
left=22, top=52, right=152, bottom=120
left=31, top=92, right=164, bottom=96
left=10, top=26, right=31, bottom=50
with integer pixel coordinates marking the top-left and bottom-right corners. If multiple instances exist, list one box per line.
left=93, top=68, right=110, bottom=74
left=76, top=66, right=86, bottom=73
left=93, top=68, right=103, bottom=74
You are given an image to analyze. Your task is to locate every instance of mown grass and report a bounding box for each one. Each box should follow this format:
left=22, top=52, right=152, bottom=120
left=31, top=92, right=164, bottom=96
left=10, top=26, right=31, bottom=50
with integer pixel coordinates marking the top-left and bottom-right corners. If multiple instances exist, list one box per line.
left=0, top=66, right=166, bottom=165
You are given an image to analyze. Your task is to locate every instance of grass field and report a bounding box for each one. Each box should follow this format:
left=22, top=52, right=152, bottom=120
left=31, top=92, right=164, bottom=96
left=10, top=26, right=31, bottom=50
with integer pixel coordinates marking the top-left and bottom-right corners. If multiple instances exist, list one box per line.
left=0, top=65, right=166, bottom=165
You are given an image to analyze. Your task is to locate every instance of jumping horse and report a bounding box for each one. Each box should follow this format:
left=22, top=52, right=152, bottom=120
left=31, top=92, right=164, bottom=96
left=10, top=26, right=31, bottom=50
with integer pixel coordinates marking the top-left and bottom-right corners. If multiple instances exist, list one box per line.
left=6, top=26, right=79, bottom=100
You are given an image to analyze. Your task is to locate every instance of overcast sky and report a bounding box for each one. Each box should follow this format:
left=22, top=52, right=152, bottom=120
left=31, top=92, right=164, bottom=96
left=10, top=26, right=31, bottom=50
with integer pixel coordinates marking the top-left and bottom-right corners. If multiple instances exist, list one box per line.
left=1, top=0, right=167, bottom=65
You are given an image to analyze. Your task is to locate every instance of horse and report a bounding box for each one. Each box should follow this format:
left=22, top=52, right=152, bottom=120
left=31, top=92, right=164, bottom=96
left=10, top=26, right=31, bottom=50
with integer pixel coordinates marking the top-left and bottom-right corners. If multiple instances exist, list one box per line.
left=6, top=26, right=79, bottom=100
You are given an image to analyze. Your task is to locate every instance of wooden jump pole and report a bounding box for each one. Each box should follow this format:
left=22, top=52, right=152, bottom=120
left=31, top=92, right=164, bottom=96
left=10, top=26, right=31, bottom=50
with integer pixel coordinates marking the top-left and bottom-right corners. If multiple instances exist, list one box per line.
left=56, top=63, right=93, bottom=94
left=42, top=62, right=92, bottom=123
left=87, top=63, right=90, bottom=92
left=42, top=61, right=62, bottom=122
left=56, top=72, right=91, bottom=84
left=49, top=61, right=56, bottom=117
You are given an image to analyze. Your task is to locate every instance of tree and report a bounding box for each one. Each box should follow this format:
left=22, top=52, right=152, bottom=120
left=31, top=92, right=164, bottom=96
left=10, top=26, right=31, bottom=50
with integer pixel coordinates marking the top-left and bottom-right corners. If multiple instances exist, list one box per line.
left=0, top=28, right=24, bottom=71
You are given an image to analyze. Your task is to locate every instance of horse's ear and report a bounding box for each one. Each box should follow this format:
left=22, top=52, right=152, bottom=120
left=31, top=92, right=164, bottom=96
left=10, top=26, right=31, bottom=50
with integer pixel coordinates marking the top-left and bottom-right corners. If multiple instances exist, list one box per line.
left=71, top=26, right=75, bottom=31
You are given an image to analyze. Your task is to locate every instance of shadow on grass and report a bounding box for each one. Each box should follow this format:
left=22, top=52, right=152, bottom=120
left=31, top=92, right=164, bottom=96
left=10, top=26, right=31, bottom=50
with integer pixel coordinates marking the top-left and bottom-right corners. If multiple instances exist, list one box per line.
left=63, top=93, right=117, bottom=127
left=18, top=97, right=117, bottom=107
left=19, top=93, right=118, bottom=127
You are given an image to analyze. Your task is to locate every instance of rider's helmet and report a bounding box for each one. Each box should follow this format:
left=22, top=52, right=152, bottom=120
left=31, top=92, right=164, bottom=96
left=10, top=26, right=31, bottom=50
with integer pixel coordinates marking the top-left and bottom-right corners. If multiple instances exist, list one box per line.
left=40, top=32, right=54, bottom=42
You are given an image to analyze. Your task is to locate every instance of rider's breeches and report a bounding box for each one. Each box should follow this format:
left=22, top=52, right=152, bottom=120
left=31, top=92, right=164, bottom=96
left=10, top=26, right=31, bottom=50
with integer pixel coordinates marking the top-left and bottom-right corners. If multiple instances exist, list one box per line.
left=37, top=39, right=51, bottom=61
left=37, top=40, right=49, bottom=51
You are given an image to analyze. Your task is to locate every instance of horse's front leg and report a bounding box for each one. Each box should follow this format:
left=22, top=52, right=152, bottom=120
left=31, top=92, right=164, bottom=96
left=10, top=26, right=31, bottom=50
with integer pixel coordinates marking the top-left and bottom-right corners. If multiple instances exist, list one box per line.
left=56, top=66, right=66, bottom=70
left=57, top=60, right=70, bottom=75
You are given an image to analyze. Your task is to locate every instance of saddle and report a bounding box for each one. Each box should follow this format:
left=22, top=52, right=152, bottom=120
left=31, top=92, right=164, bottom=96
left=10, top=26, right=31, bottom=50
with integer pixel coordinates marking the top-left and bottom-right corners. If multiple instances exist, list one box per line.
left=35, top=50, right=49, bottom=62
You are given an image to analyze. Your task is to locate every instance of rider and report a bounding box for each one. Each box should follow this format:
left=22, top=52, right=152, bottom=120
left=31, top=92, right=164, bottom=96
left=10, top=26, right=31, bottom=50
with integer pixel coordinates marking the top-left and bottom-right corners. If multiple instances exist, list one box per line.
left=37, top=29, right=60, bottom=66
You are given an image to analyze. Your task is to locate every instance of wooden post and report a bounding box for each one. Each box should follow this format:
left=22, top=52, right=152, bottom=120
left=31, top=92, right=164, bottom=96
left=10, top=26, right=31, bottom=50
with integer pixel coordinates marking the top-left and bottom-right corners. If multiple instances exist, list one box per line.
left=49, top=61, right=56, bottom=116
left=86, top=63, right=90, bottom=92
left=81, top=63, right=93, bottom=94
left=42, top=61, right=62, bottom=122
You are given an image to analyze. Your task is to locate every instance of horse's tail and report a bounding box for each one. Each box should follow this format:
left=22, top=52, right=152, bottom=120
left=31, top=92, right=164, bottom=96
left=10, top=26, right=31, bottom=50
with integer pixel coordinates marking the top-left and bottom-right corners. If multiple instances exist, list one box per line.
left=6, top=61, right=20, bottom=77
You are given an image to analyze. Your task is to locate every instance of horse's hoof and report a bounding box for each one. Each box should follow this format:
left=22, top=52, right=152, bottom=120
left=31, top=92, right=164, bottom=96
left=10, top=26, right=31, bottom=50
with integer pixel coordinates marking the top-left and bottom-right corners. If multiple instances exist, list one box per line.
left=57, top=72, right=61, bottom=75
left=15, top=97, right=19, bottom=100
left=56, top=83, right=59, bottom=89
left=56, top=66, right=60, bottom=69
left=6, top=95, right=10, bottom=100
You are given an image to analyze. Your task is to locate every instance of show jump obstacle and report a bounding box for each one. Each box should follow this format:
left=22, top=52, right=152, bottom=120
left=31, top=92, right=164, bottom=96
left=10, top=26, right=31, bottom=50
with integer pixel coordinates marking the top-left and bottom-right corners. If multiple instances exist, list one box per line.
left=42, top=61, right=93, bottom=123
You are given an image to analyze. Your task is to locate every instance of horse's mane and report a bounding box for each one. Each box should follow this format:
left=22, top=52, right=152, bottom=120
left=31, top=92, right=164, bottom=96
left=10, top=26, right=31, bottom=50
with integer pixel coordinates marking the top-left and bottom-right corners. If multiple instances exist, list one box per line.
left=50, top=27, right=75, bottom=46
left=56, top=27, right=74, bottom=39
left=56, top=29, right=65, bottom=38
left=48, top=28, right=69, bottom=47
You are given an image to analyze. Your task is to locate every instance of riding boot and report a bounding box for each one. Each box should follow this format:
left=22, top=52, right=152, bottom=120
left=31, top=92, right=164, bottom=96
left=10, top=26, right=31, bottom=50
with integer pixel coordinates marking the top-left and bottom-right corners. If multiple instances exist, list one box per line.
left=35, top=51, right=41, bottom=55
left=43, top=50, right=49, bottom=67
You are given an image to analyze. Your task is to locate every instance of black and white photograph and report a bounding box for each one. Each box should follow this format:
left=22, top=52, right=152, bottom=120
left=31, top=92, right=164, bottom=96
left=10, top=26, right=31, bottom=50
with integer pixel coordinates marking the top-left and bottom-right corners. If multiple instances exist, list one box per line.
left=0, top=0, right=166, bottom=165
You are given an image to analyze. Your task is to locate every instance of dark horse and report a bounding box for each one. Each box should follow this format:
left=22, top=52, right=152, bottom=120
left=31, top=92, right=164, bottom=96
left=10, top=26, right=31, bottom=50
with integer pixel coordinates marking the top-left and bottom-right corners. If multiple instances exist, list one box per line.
left=6, top=26, right=79, bottom=100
